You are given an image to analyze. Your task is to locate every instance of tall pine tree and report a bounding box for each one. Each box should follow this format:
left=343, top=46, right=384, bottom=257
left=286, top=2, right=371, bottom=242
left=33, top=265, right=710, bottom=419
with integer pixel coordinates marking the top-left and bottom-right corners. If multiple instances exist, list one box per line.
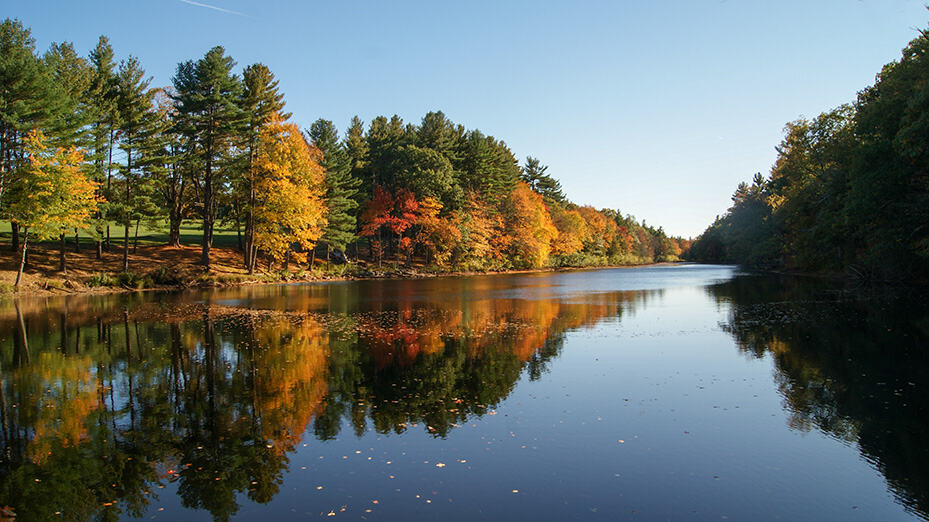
left=239, top=63, right=286, bottom=273
left=171, top=46, right=244, bottom=269
left=115, top=56, right=154, bottom=271
left=308, top=119, right=360, bottom=262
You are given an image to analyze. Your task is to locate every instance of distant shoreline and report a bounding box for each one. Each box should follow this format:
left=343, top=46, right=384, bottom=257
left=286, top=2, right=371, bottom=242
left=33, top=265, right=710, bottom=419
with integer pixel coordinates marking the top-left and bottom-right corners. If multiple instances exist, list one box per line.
left=1, top=243, right=685, bottom=300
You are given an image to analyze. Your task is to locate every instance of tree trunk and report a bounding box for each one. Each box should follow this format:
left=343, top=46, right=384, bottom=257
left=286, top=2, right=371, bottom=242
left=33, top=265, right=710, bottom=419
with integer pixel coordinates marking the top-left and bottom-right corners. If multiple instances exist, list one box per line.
left=14, top=228, right=28, bottom=288
left=310, top=248, right=316, bottom=269
left=124, top=147, right=131, bottom=272
left=236, top=218, right=242, bottom=252
left=123, top=218, right=130, bottom=272
left=10, top=221, right=19, bottom=253
left=105, top=128, right=114, bottom=249
left=96, top=239, right=103, bottom=260
left=133, top=218, right=140, bottom=253
left=168, top=213, right=181, bottom=247
left=74, top=230, right=80, bottom=252
left=201, top=154, right=213, bottom=269
left=59, top=233, right=67, bottom=273
left=326, top=244, right=330, bottom=269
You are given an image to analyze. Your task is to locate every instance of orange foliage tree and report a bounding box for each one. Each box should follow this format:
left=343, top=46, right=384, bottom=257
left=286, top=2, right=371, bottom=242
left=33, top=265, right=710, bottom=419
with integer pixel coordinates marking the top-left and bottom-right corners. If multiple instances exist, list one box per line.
left=359, top=186, right=420, bottom=265
left=504, top=182, right=557, bottom=268
left=549, top=204, right=589, bottom=256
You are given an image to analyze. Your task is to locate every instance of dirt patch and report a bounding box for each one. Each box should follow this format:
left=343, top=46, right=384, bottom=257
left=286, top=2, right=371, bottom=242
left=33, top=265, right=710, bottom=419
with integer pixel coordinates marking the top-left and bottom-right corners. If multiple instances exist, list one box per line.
left=1, top=241, right=249, bottom=295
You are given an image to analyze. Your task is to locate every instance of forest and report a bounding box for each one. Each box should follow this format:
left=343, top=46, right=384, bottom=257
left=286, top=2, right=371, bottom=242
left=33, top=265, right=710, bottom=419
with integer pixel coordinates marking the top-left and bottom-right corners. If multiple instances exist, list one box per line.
left=690, top=26, right=929, bottom=281
left=0, top=19, right=688, bottom=290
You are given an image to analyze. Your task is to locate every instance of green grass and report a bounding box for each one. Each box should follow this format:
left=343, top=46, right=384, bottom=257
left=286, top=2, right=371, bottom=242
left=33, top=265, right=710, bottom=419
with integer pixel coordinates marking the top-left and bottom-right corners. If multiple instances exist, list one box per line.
left=0, top=220, right=241, bottom=249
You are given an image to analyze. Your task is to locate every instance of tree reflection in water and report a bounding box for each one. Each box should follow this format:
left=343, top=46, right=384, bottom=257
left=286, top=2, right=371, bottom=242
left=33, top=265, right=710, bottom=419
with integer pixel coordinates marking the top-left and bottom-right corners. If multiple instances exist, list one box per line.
left=0, top=286, right=654, bottom=521
left=710, top=275, right=929, bottom=520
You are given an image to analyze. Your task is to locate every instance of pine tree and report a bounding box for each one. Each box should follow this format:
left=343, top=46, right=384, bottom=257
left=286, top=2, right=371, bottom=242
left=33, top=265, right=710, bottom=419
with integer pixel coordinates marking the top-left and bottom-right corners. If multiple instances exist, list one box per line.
left=115, top=56, right=154, bottom=271
left=308, top=119, right=360, bottom=263
left=87, top=35, right=119, bottom=258
left=521, top=156, right=566, bottom=204
left=171, top=46, right=244, bottom=269
left=0, top=18, right=57, bottom=253
left=239, top=63, right=286, bottom=272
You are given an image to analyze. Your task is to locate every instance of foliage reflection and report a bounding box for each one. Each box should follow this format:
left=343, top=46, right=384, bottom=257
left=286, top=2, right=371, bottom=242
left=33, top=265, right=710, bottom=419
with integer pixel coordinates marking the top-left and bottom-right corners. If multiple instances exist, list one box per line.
left=710, top=275, right=929, bottom=520
left=0, top=286, right=651, bottom=520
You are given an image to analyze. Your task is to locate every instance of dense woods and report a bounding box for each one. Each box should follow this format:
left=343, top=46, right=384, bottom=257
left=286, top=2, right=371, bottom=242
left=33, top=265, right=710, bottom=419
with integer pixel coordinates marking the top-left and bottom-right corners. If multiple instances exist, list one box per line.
left=691, top=27, right=929, bottom=281
left=0, top=19, right=687, bottom=289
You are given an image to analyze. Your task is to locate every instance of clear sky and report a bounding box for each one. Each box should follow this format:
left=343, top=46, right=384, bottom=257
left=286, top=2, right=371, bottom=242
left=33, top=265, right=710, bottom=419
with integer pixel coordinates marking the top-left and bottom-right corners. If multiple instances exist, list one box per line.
left=5, top=0, right=927, bottom=237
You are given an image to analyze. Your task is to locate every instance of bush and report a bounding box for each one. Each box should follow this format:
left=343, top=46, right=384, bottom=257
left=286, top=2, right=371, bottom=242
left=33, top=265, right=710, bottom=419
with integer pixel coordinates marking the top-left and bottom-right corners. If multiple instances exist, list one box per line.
left=88, top=272, right=116, bottom=287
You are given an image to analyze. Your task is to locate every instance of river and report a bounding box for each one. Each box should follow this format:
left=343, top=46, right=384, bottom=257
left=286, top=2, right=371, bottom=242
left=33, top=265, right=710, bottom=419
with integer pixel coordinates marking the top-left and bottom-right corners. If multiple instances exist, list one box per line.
left=0, top=264, right=926, bottom=520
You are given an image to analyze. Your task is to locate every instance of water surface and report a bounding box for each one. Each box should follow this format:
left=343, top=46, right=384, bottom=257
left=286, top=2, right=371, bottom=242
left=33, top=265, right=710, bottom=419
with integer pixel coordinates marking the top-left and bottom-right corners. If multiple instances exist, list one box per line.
left=1, top=265, right=926, bottom=520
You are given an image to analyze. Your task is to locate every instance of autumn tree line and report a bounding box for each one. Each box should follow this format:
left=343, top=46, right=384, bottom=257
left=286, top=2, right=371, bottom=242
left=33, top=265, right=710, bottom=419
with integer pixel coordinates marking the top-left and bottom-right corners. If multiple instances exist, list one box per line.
left=0, top=19, right=688, bottom=288
left=690, top=26, right=929, bottom=281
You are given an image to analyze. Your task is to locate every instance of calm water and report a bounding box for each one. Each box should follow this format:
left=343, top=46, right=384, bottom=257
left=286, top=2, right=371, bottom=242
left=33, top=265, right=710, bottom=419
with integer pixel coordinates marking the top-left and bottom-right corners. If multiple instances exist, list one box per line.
left=0, top=265, right=927, bottom=521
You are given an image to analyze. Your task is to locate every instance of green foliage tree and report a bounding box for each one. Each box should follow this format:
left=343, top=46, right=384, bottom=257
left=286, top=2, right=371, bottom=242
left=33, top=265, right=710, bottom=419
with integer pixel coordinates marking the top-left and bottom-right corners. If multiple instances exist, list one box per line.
left=115, top=56, right=155, bottom=271
left=171, top=46, right=244, bottom=269
left=521, top=156, right=565, bottom=204
left=86, top=35, right=120, bottom=258
left=308, top=118, right=360, bottom=262
left=0, top=18, right=58, bottom=253
left=8, top=130, right=98, bottom=286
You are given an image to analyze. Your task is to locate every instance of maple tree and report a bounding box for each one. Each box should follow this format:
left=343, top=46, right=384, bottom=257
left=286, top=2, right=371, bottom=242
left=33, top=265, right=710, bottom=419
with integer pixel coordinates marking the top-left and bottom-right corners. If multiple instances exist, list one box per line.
left=504, top=182, right=557, bottom=268
left=8, top=130, right=98, bottom=286
left=251, top=114, right=328, bottom=267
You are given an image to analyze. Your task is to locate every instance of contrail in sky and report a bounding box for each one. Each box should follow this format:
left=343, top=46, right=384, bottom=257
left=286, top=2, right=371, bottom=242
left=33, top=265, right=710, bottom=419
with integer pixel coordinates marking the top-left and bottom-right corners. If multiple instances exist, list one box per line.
left=177, top=0, right=245, bottom=16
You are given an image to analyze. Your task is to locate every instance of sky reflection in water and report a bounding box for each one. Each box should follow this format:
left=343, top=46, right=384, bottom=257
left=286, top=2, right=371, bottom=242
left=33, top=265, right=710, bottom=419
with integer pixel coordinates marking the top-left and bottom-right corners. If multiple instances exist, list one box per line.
left=0, top=264, right=926, bottom=521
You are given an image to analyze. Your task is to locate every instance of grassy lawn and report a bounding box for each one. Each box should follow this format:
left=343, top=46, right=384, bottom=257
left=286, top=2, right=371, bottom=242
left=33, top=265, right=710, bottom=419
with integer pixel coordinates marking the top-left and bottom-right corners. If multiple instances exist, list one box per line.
left=0, top=220, right=241, bottom=249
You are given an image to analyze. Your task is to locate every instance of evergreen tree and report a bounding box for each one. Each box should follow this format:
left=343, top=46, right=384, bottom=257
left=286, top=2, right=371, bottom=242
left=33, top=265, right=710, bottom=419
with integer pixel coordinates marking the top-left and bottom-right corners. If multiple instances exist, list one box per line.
left=44, top=41, right=92, bottom=260
left=521, top=156, right=566, bottom=204
left=87, top=35, right=119, bottom=258
left=115, top=56, right=154, bottom=271
left=0, top=18, right=57, bottom=253
left=308, top=119, right=360, bottom=262
left=171, top=46, right=244, bottom=269
left=239, top=63, right=286, bottom=272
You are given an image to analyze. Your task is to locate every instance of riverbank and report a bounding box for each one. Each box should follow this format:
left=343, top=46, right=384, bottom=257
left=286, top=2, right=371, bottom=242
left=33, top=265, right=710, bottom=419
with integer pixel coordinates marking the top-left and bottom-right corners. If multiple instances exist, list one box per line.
left=1, top=242, right=677, bottom=298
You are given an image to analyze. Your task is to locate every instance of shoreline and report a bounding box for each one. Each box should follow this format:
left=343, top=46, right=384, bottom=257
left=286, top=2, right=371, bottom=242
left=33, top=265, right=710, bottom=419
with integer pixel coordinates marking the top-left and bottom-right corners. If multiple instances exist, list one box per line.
left=1, top=260, right=687, bottom=300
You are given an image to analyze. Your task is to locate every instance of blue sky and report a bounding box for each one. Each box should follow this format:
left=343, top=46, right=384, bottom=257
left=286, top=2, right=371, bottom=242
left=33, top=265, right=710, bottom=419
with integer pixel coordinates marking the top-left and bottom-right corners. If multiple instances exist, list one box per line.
left=6, top=0, right=927, bottom=237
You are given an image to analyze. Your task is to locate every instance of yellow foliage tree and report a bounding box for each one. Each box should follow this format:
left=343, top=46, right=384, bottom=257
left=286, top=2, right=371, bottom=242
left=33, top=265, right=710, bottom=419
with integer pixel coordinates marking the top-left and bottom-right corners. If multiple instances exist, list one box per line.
left=577, top=206, right=616, bottom=256
left=252, top=114, right=328, bottom=267
left=549, top=204, right=589, bottom=256
left=505, top=182, right=557, bottom=268
left=413, top=197, right=461, bottom=266
left=9, top=130, right=99, bottom=287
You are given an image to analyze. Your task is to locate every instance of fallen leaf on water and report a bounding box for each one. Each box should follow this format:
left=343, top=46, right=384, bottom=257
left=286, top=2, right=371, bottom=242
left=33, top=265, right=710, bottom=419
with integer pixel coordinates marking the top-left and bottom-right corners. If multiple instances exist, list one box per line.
left=618, top=440, right=625, bottom=443
left=436, top=463, right=446, bottom=468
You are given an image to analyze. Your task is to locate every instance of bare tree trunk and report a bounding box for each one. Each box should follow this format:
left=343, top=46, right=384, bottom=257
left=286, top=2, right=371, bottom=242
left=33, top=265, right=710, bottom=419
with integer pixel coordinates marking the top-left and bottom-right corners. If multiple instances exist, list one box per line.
left=10, top=221, right=19, bottom=253
left=133, top=218, right=140, bottom=253
left=74, top=229, right=80, bottom=252
left=14, top=228, right=28, bottom=288
left=236, top=218, right=242, bottom=252
left=59, top=233, right=67, bottom=273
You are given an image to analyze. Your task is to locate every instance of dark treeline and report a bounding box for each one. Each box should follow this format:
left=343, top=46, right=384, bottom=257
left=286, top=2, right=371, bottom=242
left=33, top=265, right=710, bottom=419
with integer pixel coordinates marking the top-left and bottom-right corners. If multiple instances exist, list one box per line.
left=690, top=26, right=929, bottom=280
left=0, top=18, right=687, bottom=289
